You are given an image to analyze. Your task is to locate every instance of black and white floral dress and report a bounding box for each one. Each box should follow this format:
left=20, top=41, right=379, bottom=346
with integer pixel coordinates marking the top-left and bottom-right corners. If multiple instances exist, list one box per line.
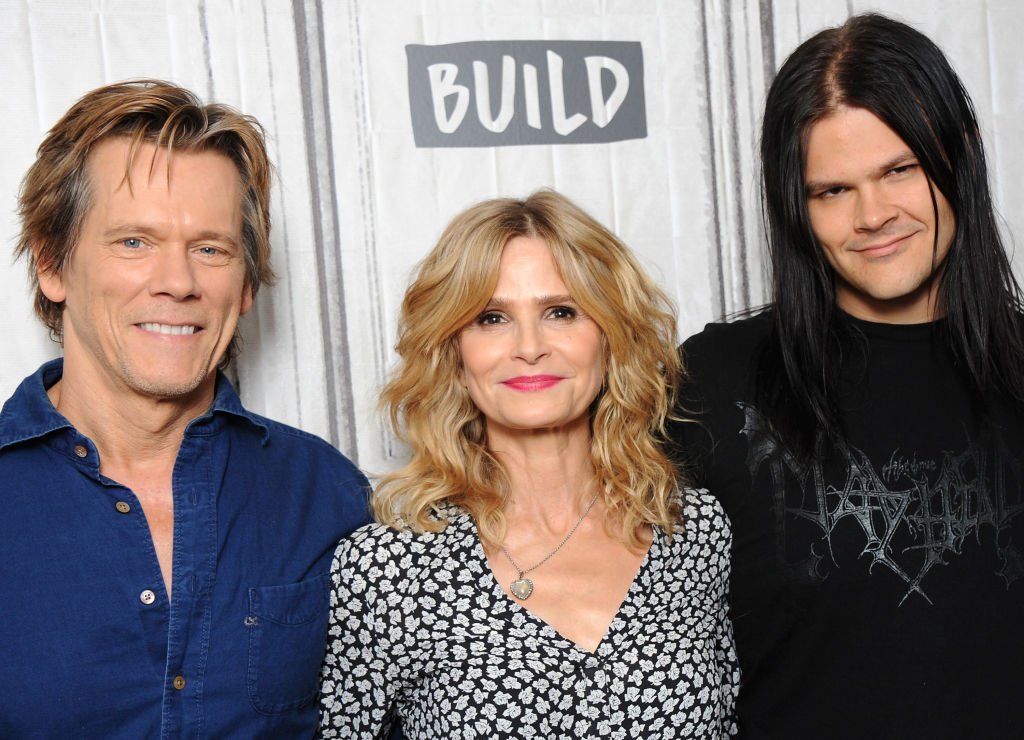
left=319, top=490, right=738, bottom=738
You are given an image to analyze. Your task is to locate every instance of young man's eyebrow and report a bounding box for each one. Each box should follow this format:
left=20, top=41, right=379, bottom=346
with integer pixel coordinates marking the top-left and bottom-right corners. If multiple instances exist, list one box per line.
left=804, top=150, right=918, bottom=195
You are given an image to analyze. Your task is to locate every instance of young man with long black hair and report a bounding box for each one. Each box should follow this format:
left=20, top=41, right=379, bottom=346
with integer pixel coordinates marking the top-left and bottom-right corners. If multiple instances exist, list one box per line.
left=675, top=13, right=1024, bottom=738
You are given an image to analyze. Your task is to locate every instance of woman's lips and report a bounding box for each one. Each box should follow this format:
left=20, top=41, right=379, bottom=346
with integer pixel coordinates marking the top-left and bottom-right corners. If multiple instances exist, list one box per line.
left=501, top=375, right=564, bottom=391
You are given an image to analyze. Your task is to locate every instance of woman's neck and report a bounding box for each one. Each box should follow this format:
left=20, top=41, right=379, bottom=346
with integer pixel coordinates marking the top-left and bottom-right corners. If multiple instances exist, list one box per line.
left=488, top=419, right=598, bottom=532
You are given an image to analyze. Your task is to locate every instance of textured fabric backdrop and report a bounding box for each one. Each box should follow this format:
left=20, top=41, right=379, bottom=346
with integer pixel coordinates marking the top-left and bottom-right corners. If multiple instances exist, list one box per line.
left=2, top=0, right=1021, bottom=474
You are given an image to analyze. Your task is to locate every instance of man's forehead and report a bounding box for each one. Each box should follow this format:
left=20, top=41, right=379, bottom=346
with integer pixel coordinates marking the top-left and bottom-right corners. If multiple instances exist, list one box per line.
left=803, top=107, right=917, bottom=175
left=86, top=136, right=239, bottom=194
left=80, top=137, right=244, bottom=242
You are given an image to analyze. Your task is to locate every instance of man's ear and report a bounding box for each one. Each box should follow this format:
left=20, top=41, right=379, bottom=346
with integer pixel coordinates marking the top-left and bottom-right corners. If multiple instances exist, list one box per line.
left=34, top=245, right=66, bottom=304
left=239, top=283, right=254, bottom=317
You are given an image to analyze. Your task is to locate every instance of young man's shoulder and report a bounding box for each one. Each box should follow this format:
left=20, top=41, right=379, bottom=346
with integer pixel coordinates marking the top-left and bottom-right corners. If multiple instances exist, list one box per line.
left=682, top=309, right=774, bottom=383
left=683, top=309, right=773, bottom=353
left=674, top=311, right=775, bottom=463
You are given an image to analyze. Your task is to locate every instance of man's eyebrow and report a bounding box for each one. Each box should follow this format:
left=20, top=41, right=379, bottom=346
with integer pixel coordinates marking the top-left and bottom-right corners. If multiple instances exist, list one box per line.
left=804, top=177, right=842, bottom=196
left=804, top=150, right=918, bottom=195
left=102, top=224, right=155, bottom=239
left=190, top=230, right=242, bottom=248
left=101, top=224, right=242, bottom=248
left=876, top=150, right=918, bottom=173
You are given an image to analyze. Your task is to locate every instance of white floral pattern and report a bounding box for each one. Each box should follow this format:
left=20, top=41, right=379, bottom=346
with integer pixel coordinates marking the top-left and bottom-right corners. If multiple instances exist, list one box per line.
left=319, top=490, right=739, bottom=738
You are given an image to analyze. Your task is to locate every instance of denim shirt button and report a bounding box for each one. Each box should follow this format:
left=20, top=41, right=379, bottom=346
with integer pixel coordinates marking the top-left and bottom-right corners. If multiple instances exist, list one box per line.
left=173, top=675, right=186, bottom=690
left=139, top=589, right=156, bottom=605
left=115, top=501, right=131, bottom=514
left=73, top=445, right=87, bottom=458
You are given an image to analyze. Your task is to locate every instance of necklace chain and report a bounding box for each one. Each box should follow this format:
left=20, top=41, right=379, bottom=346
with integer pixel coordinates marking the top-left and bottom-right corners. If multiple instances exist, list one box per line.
left=501, top=492, right=600, bottom=579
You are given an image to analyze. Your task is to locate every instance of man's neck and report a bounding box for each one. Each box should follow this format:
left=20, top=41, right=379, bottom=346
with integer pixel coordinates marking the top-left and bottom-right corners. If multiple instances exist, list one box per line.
left=835, top=282, right=941, bottom=325
left=48, top=363, right=216, bottom=477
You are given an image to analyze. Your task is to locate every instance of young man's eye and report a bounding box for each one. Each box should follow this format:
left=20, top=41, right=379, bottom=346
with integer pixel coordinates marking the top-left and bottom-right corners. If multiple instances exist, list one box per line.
left=888, top=163, right=917, bottom=176
left=818, top=186, right=845, bottom=199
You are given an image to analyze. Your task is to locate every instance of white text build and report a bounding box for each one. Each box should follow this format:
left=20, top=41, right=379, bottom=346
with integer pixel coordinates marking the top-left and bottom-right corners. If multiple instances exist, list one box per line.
left=406, top=41, right=646, bottom=147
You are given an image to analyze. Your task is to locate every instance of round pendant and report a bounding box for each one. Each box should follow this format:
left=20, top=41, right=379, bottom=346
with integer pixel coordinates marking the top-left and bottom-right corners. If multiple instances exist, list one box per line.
left=510, top=577, right=534, bottom=600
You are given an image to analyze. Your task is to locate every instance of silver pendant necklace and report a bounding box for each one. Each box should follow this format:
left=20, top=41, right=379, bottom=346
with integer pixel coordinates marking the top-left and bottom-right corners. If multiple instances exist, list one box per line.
left=501, top=493, right=600, bottom=600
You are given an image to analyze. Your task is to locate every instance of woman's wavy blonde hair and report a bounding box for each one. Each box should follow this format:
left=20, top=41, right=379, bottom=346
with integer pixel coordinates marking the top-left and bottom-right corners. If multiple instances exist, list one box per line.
left=375, top=190, right=684, bottom=549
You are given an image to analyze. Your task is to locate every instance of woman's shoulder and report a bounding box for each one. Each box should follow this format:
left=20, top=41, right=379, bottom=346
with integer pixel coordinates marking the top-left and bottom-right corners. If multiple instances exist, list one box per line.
left=334, top=504, right=476, bottom=579
left=676, top=487, right=732, bottom=547
left=654, top=489, right=732, bottom=593
left=680, top=487, right=728, bottom=519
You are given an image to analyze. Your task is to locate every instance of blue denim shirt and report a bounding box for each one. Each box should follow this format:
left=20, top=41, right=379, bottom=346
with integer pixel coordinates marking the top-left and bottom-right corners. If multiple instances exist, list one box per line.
left=0, top=359, right=372, bottom=738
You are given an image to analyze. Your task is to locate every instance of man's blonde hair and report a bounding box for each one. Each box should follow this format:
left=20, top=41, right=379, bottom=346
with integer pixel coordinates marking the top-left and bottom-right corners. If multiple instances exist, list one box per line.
left=17, top=79, right=275, bottom=360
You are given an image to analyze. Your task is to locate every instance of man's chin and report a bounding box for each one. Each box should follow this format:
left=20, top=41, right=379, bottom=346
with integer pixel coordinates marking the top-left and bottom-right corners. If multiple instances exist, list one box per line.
left=121, top=367, right=218, bottom=402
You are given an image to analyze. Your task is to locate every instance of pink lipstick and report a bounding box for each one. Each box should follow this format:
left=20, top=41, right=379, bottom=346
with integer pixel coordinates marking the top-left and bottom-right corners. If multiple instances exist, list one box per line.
left=501, top=375, right=563, bottom=391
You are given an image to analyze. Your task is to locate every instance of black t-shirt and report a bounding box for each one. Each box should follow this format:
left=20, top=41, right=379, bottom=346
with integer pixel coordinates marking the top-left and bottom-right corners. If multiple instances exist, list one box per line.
left=674, top=310, right=1024, bottom=739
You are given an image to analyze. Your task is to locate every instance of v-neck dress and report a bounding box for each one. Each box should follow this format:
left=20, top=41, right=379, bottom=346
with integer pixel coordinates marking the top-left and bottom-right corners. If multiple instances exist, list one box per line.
left=319, top=490, right=738, bottom=738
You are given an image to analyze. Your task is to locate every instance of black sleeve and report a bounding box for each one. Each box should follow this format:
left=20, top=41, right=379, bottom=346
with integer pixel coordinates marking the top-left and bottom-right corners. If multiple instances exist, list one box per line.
left=669, top=325, right=725, bottom=488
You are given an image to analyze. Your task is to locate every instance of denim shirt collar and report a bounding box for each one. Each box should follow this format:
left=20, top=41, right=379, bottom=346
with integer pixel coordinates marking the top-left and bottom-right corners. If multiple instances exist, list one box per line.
left=0, top=358, right=269, bottom=450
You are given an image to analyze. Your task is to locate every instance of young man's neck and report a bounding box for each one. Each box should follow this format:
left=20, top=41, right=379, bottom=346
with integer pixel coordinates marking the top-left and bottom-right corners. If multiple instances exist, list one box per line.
left=835, top=288, right=941, bottom=325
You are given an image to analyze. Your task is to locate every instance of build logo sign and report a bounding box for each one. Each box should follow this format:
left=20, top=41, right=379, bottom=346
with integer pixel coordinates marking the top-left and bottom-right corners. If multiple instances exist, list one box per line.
left=406, top=40, right=646, bottom=147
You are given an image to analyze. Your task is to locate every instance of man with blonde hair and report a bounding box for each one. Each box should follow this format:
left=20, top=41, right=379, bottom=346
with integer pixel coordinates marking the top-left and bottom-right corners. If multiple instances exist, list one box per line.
left=0, top=80, right=370, bottom=736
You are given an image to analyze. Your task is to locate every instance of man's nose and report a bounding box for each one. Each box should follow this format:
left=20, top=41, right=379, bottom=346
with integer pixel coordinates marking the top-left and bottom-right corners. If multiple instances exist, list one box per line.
left=854, top=186, right=899, bottom=232
left=149, top=246, right=200, bottom=299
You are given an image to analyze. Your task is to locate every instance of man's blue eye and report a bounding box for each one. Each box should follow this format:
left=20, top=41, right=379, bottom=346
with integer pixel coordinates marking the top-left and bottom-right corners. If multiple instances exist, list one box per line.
left=123, top=238, right=142, bottom=248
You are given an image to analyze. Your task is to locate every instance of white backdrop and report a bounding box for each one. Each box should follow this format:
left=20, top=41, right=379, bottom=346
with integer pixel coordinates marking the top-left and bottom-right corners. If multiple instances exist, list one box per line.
left=1, top=0, right=1021, bottom=475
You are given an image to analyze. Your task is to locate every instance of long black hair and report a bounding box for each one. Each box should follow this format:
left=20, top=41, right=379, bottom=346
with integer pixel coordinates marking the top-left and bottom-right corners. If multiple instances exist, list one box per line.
left=760, top=12, right=1024, bottom=455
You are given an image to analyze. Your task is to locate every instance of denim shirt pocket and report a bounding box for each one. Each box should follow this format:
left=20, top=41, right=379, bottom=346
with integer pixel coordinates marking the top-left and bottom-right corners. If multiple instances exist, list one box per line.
left=246, top=572, right=331, bottom=714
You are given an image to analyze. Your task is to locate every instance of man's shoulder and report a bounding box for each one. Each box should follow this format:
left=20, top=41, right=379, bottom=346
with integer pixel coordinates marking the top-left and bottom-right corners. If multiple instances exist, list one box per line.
left=208, top=372, right=364, bottom=480
left=682, top=310, right=774, bottom=379
left=683, top=309, right=773, bottom=354
left=235, top=410, right=366, bottom=480
left=211, top=410, right=371, bottom=525
left=247, top=410, right=341, bottom=451
left=675, top=311, right=773, bottom=448
left=0, top=360, right=69, bottom=452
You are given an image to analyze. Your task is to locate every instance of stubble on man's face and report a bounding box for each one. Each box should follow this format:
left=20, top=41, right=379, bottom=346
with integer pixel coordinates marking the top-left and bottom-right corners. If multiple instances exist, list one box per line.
left=39, top=137, right=253, bottom=404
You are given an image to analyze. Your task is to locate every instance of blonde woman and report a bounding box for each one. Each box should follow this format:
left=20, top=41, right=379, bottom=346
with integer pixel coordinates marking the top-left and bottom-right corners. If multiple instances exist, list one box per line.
left=319, top=191, right=738, bottom=738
